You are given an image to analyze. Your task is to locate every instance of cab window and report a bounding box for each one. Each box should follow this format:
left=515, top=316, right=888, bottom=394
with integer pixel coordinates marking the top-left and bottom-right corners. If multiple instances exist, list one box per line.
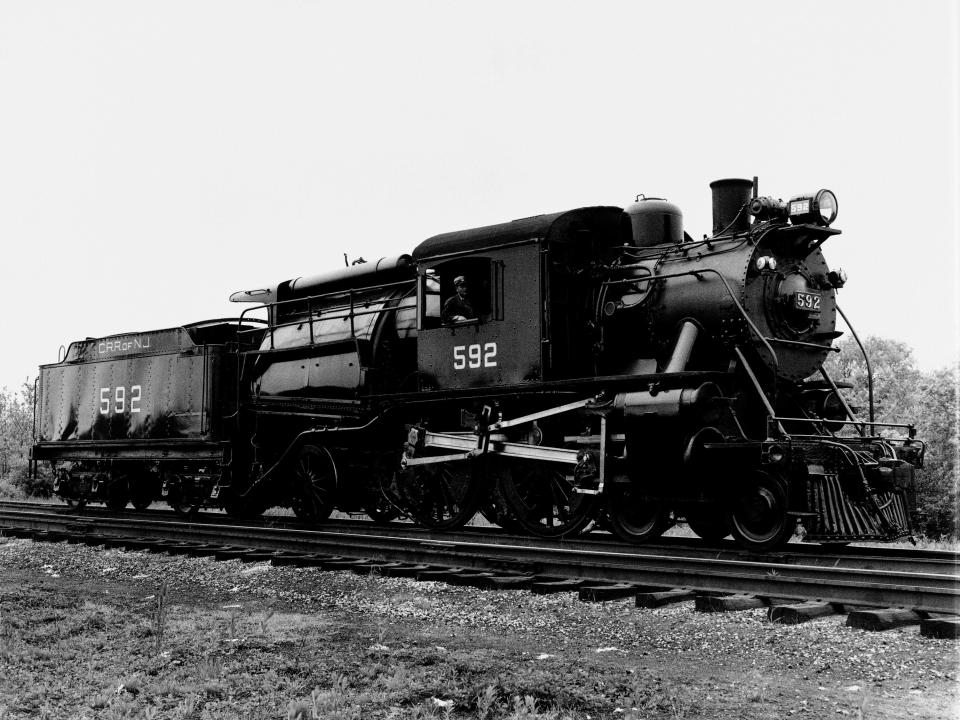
left=420, top=257, right=496, bottom=329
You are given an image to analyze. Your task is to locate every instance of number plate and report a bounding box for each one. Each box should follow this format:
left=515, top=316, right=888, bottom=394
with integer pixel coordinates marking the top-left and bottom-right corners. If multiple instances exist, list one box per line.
left=794, top=291, right=821, bottom=312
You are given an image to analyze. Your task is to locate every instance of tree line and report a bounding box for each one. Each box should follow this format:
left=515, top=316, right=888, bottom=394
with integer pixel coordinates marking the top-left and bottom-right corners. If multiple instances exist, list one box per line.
left=1, top=337, right=956, bottom=538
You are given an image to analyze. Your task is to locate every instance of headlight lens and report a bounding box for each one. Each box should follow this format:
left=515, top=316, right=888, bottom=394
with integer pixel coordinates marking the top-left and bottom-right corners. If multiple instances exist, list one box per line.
left=816, top=189, right=838, bottom=225
left=788, top=189, right=839, bottom=226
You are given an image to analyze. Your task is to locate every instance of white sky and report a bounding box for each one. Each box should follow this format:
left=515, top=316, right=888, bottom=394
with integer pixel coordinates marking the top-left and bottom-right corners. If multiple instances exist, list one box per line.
left=0, top=0, right=957, bottom=391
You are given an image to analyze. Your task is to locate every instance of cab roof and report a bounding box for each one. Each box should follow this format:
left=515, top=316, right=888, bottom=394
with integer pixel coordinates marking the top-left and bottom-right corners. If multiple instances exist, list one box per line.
left=412, top=206, right=630, bottom=260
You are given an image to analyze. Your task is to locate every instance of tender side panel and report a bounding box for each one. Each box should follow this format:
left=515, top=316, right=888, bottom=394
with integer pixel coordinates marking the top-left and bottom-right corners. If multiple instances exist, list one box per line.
left=37, top=349, right=216, bottom=445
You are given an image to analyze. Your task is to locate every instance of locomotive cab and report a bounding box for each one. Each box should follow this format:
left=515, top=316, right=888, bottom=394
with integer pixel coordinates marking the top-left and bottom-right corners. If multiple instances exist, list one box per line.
left=412, top=207, right=634, bottom=390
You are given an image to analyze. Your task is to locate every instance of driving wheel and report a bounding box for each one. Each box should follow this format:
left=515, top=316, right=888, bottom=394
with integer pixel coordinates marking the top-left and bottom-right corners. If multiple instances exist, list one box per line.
left=397, top=461, right=482, bottom=530
left=501, top=461, right=598, bottom=538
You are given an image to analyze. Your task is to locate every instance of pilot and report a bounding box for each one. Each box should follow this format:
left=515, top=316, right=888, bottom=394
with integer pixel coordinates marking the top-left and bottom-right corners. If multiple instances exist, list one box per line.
left=441, top=275, right=476, bottom=323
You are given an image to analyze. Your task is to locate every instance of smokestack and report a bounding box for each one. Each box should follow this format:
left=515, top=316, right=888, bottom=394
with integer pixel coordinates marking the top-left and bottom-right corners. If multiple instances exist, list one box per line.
left=709, top=178, right=753, bottom=236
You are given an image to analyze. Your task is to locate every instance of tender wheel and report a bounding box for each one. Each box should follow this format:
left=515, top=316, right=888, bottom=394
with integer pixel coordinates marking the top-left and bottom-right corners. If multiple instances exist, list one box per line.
left=686, top=511, right=730, bottom=542
left=104, top=478, right=129, bottom=511
left=130, top=493, right=152, bottom=511
left=129, top=467, right=156, bottom=511
left=63, top=497, right=87, bottom=511
left=605, top=482, right=670, bottom=544
left=726, top=471, right=794, bottom=551
left=397, top=462, right=482, bottom=530
left=167, top=498, right=201, bottom=517
left=290, top=445, right=337, bottom=522
left=501, top=462, right=598, bottom=538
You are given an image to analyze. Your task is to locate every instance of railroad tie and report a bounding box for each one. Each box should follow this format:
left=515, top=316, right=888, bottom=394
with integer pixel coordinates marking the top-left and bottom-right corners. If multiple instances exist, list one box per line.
left=319, top=558, right=374, bottom=570
left=635, top=588, right=696, bottom=608
left=239, top=550, right=284, bottom=563
left=474, top=574, right=536, bottom=589
left=350, top=561, right=406, bottom=576
left=414, top=567, right=467, bottom=581
left=378, top=564, right=435, bottom=578
left=269, top=553, right=331, bottom=568
left=845, top=608, right=925, bottom=631
left=920, top=616, right=960, bottom=639
left=579, top=583, right=640, bottom=602
left=695, top=594, right=766, bottom=612
left=768, top=601, right=840, bottom=624
left=214, top=547, right=257, bottom=561
left=443, top=571, right=498, bottom=588
left=182, top=544, right=233, bottom=558
left=530, top=579, right=585, bottom=595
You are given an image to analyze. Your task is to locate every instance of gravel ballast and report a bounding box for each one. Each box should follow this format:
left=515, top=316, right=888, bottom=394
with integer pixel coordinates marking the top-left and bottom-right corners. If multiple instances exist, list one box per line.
left=0, top=535, right=957, bottom=719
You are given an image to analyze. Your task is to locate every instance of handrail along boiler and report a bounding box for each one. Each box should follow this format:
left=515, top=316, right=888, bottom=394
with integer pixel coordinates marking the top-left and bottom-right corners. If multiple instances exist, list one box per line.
left=31, top=178, right=924, bottom=551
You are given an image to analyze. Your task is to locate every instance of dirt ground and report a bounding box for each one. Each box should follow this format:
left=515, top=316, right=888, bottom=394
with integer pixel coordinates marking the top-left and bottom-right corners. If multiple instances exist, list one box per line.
left=0, top=536, right=957, bottom=719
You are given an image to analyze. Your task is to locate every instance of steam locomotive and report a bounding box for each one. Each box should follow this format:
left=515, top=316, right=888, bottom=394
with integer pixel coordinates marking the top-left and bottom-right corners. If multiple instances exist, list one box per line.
left=31, top=178, right=924, bottom=551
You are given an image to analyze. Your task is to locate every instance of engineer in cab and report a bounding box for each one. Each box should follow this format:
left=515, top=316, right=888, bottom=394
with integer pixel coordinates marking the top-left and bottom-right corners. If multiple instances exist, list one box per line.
left=442, top=275, right=476, bottom=324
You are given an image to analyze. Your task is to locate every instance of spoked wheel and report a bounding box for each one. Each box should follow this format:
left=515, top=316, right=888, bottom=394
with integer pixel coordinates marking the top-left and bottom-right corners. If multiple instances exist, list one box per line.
left=685, top=510, right=730, bottom=542
left=290, top=445, right=337, bottom=522
left=501, top=462, right=599, bottom=538
left=397, top=461, right=483, bottom=530
left=104, top=477, right=130, bottom=511
left=726, top=470, right=794, bottom=551
left=605, top=482, right=670, bottom=544
left=478, top=465, right=525, bottom=533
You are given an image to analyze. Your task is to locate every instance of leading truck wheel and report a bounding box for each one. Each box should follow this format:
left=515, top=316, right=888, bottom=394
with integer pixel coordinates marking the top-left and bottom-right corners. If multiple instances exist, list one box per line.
left=290, top=445, right=337, bottom=522
left=605, top=483, right=670, bottom=544
left=726, top=471, right=794, bottom=552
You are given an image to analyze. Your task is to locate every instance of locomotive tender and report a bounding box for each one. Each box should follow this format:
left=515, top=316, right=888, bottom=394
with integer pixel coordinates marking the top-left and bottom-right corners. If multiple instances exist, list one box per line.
left=32, top=178, right=925, bottom=551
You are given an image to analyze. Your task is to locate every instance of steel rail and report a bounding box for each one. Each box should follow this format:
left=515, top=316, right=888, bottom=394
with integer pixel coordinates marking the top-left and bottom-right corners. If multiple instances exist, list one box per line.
left=1, top=507, right=957, bottom=615
left=1, top=501, right=956, bottom=572
left=0, top=501, right=957, bottom=574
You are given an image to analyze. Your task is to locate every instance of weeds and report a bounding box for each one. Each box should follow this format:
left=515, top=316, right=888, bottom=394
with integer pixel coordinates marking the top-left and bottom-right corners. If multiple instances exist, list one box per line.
left=197, top=655, right=223, bottom=680
left=259, top=609, right=275, bottom=636
left=476, top=684, right=498, bottom=719
left=152, top=580, right=168, bottom=656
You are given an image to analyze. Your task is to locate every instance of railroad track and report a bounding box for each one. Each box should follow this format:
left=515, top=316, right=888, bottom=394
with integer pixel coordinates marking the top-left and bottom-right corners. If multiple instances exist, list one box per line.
left=2, top=501, right=958, bottom=638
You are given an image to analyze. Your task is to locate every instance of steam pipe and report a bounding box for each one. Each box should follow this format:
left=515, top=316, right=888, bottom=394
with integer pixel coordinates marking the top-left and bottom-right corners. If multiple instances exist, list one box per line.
left=664, top=321, right=699, bottom=373
left=836, top=304, right=875, bottom=424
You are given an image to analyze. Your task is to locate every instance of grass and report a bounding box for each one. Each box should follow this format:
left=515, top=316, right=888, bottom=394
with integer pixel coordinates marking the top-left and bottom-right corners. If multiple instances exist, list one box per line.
left=0, top=571, right=711, bottom=719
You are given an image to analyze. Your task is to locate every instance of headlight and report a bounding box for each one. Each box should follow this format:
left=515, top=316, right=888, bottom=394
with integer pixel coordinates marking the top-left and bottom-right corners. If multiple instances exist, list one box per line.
left=788, top=189, right=838, bottom=226
left=755, top=256, right=777, bottom=271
